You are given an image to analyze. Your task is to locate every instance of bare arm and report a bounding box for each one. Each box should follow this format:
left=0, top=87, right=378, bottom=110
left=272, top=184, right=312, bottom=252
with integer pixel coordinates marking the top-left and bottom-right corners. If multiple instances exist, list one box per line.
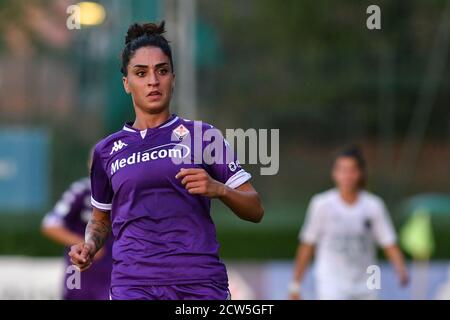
left=218, top=182, right=264, bottom=223
left=176, top=168, right=264, bottom=223
left=289, top=243, right=315, bottom=299
left=69, top=208, right=111, bottom=271
left=383, top=244, right=409, bottom=286
left=292, top=243, right=315, bottom=282
left=84, top=208, right=111, bottom=252
left=41, top=225, right=84, bottom=247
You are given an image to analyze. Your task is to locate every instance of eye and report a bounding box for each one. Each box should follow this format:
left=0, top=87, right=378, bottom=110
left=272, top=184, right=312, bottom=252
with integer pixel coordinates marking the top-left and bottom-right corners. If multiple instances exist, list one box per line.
left=158, top=68, right=168, bottom=75
left=136, top=71, right=146, bottom=77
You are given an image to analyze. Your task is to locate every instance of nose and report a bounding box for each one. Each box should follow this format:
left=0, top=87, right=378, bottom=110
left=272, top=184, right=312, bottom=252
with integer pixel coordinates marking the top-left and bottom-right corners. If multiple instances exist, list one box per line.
left=147, top=70, right=159, bottom=86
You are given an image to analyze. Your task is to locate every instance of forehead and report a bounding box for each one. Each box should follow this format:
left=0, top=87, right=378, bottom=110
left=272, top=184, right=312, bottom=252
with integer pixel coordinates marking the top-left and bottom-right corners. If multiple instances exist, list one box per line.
left=129, top=46, right=170, bottom=67
left=335, top=156, right=359, bottom=168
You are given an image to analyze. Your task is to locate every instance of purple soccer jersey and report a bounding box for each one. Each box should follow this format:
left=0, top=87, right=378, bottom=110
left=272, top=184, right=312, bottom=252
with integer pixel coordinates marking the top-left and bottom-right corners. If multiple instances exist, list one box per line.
left=90, top=114, right=251, bottom=289
left=42, top=178, right=113, bottom=300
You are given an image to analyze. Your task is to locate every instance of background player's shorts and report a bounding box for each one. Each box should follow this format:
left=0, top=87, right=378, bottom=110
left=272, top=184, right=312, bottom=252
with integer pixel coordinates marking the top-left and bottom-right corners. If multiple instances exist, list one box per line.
left=110, top=282, right=231, bottom=300
left=317, top=287, right=378, bottom=300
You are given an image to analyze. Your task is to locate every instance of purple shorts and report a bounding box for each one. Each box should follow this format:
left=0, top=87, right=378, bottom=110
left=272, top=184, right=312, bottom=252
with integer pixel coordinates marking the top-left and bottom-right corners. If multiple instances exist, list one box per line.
left=110, top=282, right=231, bottom=300
left=64, top=286, right=110, bottom=300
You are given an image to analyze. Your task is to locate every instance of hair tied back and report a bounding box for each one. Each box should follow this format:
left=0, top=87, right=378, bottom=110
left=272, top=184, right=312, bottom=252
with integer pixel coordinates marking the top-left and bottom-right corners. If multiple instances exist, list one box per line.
left=125, top=21, right=167, bottom=45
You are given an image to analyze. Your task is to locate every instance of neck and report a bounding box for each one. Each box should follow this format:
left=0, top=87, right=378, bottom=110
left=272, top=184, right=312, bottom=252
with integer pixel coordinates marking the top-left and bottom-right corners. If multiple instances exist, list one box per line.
left=133, top=108, right=171, bottom=130
left=339, top=188, right=359, bottom=204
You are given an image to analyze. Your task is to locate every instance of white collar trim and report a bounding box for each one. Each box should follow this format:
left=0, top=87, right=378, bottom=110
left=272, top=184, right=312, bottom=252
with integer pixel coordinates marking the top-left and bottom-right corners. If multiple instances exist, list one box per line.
left=122, top=116, right=179, bottom=133
left=160, top=116, right=179, bottom=128
left=122, top=126, right=136, bottom=133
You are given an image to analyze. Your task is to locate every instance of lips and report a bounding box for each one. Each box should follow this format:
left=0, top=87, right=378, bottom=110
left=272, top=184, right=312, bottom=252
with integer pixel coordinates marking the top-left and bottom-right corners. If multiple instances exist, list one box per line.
left=146, top=91, right=162, bottom=101
left=147, top=91, right=162, bottom=96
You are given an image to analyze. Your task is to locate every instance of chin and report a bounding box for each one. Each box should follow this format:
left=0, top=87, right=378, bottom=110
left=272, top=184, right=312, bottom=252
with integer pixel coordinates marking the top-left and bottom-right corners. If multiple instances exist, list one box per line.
left=339, top=185, right=357, bottom=192
left=141, top=103, right=169, bottom=114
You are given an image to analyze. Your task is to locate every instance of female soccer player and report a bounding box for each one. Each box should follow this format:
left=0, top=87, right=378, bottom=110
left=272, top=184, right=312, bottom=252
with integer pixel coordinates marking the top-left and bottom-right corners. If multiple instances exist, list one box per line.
left=69, top=21, right=264, bottom=300
left=289, top=147, right=408, bottom=300
left=42, top=151, right=113, bottom=300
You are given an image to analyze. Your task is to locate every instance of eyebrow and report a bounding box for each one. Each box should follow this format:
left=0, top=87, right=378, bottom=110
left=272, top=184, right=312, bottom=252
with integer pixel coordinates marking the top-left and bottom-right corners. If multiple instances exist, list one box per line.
left=132, top=62, right=170, bottom=69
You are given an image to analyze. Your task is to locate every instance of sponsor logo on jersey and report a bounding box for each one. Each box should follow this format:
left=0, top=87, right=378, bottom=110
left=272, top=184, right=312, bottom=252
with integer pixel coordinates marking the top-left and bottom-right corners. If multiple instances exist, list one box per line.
left=110, top=143, right=190, bottom=175
left=110, top=140, right=128, bottom=155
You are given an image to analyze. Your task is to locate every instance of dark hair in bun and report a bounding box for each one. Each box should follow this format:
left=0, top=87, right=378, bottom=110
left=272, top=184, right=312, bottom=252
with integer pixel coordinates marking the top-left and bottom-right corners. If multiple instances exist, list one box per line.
left=121, top=21, right=174, bottom=76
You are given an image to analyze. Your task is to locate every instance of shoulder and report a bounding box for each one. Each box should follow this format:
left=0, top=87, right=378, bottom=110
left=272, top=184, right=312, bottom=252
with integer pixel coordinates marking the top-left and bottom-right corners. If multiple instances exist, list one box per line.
left=311, top=189, right=338, bottom=205
left=177, top=117, right=226, bottom=145
left=307, top=189, right=337, bottom=215
left=360, top=190, right=387, bottom=212
left=67, top=177, right=91, bottom=197
left=93, top=130, right=129, bottom=158
left=177, top=117, right=218, bottom=132
left=55, top=177, right=90, bottom=211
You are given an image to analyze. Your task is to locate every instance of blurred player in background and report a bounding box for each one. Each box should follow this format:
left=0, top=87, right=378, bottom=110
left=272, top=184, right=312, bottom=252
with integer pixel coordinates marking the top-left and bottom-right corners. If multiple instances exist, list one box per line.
left=69, top=21, right=264, bottom=300
left=289, top=146, right=409, bottom=300
left=41, top=150, right=113, bottom=300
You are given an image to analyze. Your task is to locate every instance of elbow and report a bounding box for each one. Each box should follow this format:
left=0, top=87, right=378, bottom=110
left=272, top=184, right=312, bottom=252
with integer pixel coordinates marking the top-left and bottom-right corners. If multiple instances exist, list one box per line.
left=41, top=225, right=50, bottom=237
left=252, top=194, right=265, bottom=223
left=251, top=203, right=265, bottom=223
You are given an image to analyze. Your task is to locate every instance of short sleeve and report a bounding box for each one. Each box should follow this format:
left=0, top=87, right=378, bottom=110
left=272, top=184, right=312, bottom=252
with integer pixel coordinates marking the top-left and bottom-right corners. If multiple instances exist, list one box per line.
left=299, top=196, right=323, bottom=244
left=371, top=199, right=397, bottom=247
left=203, top=127, right=251, bottom=189
left=42, top=183, right=83, bottom=228
left=90, top=147, right=113, bottom=211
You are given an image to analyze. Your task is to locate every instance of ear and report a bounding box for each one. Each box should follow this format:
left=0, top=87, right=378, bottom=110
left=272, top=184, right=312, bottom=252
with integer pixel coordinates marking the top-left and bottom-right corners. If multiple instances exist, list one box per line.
left=122, top=76, right=131, bottom=94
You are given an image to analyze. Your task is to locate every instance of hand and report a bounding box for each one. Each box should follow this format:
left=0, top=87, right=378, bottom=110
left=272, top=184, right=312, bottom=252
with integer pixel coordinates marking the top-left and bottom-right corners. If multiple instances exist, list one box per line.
left=398, top=269, right=409, bottom=287
left=289, top=292, right=301, bottom=300
left=175, top=168, right=225, bottom=198
left=288, top=281, right=302, bottom=300
left=69, top=241, right=96, bottom=272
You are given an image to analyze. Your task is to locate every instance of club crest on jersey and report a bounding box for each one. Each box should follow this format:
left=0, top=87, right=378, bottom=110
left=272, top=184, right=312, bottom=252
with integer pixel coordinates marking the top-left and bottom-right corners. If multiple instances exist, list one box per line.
left=110, top=140, right=128, bottom=155
left=172, top=124, right=190, bottom=141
